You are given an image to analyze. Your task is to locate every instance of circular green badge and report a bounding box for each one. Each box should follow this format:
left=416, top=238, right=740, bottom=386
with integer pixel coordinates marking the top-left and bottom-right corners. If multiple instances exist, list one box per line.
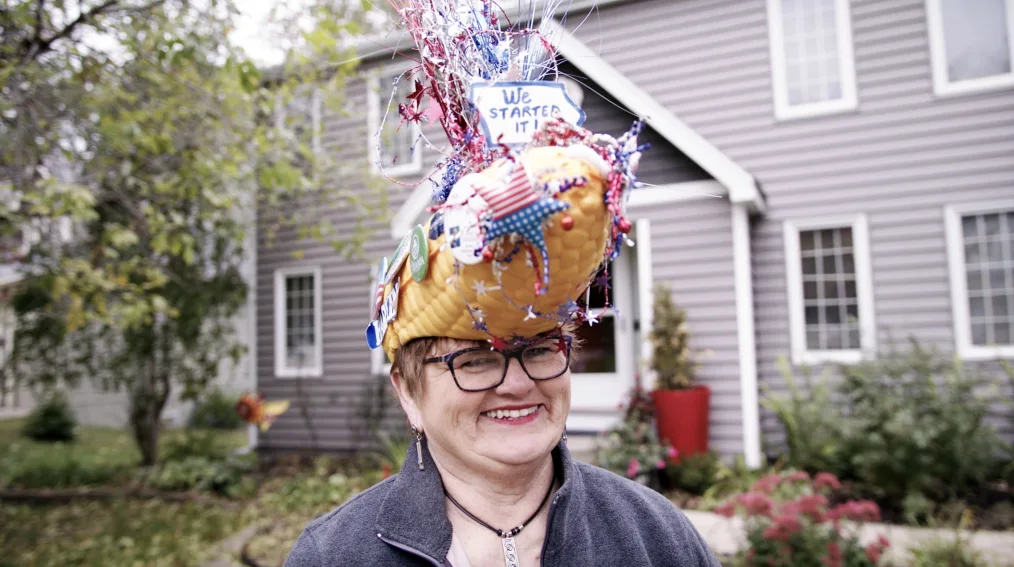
left=408, top=224, right=429, bottom=282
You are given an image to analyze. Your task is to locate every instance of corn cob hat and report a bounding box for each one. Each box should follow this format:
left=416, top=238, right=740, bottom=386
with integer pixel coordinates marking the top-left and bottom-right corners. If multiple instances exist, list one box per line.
left=366, top=1, right=646, bottom=361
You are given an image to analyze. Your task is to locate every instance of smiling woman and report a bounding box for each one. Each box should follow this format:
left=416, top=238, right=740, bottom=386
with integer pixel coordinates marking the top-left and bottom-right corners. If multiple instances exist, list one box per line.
left=281, top=1, right=720, bottom=566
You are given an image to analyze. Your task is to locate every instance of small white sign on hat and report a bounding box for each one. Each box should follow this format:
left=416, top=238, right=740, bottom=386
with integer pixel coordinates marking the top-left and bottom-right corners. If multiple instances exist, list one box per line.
left=469, top=81, right=585, bottom=146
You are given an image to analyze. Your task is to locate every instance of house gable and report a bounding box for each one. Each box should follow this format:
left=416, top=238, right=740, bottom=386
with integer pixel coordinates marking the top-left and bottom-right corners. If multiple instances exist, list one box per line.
left=389, top=19, right=763, bottom=238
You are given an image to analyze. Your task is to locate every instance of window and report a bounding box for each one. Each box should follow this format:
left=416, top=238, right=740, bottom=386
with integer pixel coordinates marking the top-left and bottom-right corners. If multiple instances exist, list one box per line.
left=274, top=267, right=323, bottom=378
left=784, top=215, right=875, bottom=365
left=367, top=68, right=422, bottom=177
left=767, top=0, right=858, bottom=119
left=926, top=0, right=1014, bottom=96
left=945, top=201, right=1014, bottom=359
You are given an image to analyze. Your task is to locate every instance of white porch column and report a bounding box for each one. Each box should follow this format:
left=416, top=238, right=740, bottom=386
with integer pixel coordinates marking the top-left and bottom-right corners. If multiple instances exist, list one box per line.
left=731, top=202, right=763, bottom=469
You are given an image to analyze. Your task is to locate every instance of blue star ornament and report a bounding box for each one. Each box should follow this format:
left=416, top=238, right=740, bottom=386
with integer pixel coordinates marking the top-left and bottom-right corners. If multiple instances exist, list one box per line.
left=483, top=197, right=570, bottom=244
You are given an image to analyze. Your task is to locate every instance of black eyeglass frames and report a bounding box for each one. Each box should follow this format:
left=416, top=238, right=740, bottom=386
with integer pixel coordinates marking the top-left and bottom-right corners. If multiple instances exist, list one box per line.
left=422, top=335, right=573, bottom=392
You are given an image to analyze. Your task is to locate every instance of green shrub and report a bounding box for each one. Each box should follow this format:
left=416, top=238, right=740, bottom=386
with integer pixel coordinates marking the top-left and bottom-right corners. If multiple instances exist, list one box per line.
left=161, top=428, right=232, bottom=462
left=765, top=340, right=1009, bottom=515
left=907, top=534, right=990, bottom=567
left=0, top=446, right=131, bottom=489
left=838, top=341, right=1005, bottom=504
left=145, top=454, right=256, bottom=498
left=666, top=451, right=721, bottom=495
left=761, top=356, right=847, bottom=478
left=188, top=388, right=243, bottom=430
left=22, top=391, right=77, bottom=443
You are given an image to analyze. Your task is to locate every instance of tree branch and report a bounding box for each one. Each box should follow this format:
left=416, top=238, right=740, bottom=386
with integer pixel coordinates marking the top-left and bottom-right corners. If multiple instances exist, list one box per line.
left=21, top=0, right=170, bottom=63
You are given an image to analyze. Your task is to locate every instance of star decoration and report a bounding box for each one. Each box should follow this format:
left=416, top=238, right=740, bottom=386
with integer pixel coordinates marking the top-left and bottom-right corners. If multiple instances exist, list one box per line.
left=593, top=271, right=611, bottom=291
left=524, top=306, right=537, bottom=321
left=483, top=198, right=570, bottom=294
left=586, top=312, right=600, bottom=326
left=470, top=307, right=485, bottom=320
left=556, top=300, right=580, bottom=319
left=473, top=321, right=488, bottom=332
left=472, top=280, right=500, bottom=296
left=421, top=98, right=443, bottom=125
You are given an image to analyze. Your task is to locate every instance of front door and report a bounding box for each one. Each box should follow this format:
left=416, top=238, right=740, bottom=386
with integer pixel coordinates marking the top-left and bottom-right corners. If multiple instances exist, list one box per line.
left=566, top=229, right=642, bottom=433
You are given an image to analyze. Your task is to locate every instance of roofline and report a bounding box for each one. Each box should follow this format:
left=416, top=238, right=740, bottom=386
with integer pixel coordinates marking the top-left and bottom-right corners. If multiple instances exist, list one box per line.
left=390, top=12, right=764, bottom=237
left=540, top=18, right=765, bottom=212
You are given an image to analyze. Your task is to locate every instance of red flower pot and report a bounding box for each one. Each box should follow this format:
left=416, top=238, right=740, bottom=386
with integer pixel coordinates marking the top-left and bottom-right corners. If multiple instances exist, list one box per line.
left=652, top=386, right=711, bottom=459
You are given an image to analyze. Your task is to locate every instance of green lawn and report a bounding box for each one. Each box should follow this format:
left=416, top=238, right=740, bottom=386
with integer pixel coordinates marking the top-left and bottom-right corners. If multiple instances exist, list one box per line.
left=0, top=418, right=254, bottom=566
left=0, top=418, right=248, bottom=489
left=0, top=498, right=245, bottom=567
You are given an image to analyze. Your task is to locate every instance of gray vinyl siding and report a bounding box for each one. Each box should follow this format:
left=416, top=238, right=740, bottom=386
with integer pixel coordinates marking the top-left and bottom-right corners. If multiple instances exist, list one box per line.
left=569, top=0, right=1014, bottom=447
left=637, top=197, right=744, bottom=457
left=255, top=70, right=420, bottom=453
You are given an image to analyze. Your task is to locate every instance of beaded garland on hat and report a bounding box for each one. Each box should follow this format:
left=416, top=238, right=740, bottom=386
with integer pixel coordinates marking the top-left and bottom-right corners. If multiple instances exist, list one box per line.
left=366, top=0, right=648, bottom=362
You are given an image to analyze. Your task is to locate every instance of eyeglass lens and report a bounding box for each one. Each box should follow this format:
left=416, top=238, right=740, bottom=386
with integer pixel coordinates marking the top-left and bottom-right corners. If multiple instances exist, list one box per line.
left=451, top=336, right=569, bottom=391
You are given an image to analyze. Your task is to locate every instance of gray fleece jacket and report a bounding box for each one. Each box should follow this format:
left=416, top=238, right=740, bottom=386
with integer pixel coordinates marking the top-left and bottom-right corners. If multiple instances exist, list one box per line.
left=283, top=439, right=721, bottom=566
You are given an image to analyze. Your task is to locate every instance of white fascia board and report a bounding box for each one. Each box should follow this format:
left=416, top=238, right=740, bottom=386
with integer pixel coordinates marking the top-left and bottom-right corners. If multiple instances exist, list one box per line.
left=540, top=19, right=762, bottom=211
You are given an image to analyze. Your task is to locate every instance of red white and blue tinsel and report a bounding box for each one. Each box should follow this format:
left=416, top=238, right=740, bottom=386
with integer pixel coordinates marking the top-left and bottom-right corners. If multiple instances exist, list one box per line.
left=376, top=0, right=648, bottom=338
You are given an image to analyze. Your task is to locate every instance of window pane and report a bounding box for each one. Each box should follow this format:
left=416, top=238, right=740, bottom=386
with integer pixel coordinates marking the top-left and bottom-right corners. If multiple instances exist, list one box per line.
left=807, top=328, right=822, bottom=349
left=569, top=317, right=616, bottom=373
left=778, top=0, right=847, bottom=106
left=940, top=0, right=1012, bottom=83
left=972, top=321, right=988, bottom=345
left=797, top=225, right=862, bottom=352
left=844, top=278, right=857, bottom=299
left=802, top=256, right=818, bottom=274
left=965, top=243, right=981, bottom=264
left=822, top=280, right=838, bottom=299
left=822, top=254, right=838, bottom=274
left=967, top=270, right=983, bottom=291
left=992, top=294, right=1010, bottom=318
left=825, top=305, right=841, bottom=324
left=804, top=280, right=819, bottom=299
left=847, top=328, right=860, bottom=348
left=806, top=305, right=820, bottom=325
left=995, top=323, right=1012, bottom=345
left=800, top=230, right=815, bottom=251
left=969, top=296, right=986, bottom=318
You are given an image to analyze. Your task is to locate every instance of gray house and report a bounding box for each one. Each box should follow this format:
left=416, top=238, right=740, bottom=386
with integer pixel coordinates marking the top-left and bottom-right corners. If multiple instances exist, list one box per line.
left=254, top=0, right=1014, bottom=467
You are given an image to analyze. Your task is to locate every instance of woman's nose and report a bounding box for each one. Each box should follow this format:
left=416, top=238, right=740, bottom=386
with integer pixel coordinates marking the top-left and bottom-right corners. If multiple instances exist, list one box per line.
left=495, top=357, right=535, bottom=396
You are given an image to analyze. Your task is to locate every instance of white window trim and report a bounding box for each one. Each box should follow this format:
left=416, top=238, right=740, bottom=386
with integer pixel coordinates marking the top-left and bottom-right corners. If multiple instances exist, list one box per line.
left=783, top=214, right=876, bottom=366
left=366, top=64, right=423, bottom=178
left=274, top=266, right=324, bottom=378
left=944, top=199, right=1014, bottom=360
left=926, top=0, right=1014, bottom=97
left=766, top=0, right=859, bottom=120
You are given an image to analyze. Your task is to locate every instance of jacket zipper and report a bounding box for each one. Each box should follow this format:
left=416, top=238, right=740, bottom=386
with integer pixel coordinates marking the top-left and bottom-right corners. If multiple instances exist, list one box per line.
left=539, top=495, right=561, bottom=567
left=377, top=533, right=444, bottom=567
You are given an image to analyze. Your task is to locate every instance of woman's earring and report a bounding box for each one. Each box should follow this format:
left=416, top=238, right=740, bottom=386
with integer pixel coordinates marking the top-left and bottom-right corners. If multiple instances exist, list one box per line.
left=411, top=424, right=424, bottom=471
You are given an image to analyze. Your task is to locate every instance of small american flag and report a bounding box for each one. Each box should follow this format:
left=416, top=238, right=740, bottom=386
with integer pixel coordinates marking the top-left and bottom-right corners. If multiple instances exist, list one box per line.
left=477, top=163, right=538, bottom=220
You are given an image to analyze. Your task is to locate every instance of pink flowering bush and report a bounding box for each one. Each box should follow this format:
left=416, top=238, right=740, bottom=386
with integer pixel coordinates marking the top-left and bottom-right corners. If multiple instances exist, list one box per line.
left=715, top=471, right=890, bottom=567
left=597, top=383, right=675, bottom=484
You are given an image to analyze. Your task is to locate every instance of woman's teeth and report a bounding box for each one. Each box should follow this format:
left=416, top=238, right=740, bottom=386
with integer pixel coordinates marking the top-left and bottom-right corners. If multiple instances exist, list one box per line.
left=483, top=406, right=538, bottom=420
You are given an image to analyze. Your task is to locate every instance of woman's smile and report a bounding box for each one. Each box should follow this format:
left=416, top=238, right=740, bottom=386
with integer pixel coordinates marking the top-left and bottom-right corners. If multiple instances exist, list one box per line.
left=480, top=404, right=543, bottom=425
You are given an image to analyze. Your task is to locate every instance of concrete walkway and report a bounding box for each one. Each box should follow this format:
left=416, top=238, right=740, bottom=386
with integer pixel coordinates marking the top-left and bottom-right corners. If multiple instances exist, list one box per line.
left=683, top=509, right=1014, bottom=565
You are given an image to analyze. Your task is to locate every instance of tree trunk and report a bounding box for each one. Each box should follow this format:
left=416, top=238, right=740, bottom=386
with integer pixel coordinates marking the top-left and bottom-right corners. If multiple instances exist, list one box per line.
left=129, top=343, right=170, bottom=467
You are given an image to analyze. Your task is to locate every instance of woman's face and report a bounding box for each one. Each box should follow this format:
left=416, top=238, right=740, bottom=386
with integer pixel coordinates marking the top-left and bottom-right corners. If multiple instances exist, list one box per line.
left=394, top=337, right=571, bottom=472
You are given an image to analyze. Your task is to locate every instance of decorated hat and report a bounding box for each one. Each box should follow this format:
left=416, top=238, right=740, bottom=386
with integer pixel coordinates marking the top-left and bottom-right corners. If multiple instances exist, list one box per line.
left=367, top=0, right=646, bottom=361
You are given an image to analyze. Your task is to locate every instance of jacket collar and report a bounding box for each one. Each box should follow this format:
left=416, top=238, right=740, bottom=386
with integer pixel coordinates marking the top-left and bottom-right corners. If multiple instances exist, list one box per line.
left=375, top=436, right=580, bottom=564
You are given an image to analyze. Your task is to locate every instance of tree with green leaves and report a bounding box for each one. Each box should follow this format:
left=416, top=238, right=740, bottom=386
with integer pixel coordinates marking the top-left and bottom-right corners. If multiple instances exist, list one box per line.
left=1, top=0, right=384, bottom=464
